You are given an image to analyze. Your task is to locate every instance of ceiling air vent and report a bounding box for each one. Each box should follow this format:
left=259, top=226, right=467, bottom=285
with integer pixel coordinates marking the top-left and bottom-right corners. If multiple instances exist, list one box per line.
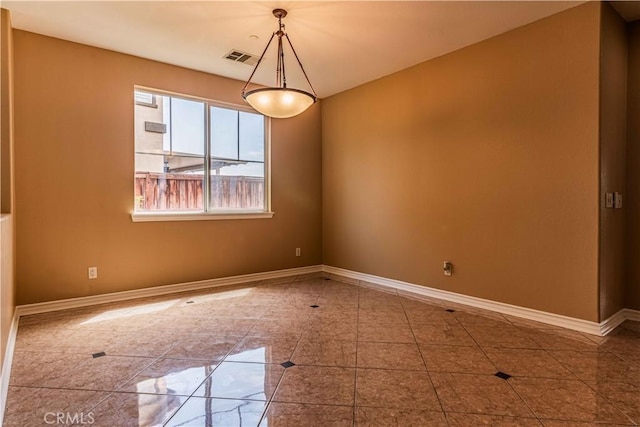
left=224, top=49, right=258, bottom=66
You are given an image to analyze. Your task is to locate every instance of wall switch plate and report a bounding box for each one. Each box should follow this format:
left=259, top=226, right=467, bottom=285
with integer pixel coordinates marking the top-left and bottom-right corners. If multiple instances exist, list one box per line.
left=605, top=192, right=614, bottom=208
left=295, top=248, right=301, bottom=257
left=88, top=267, right=98, bottom=279
left=615, top=192, right=623, bottom=209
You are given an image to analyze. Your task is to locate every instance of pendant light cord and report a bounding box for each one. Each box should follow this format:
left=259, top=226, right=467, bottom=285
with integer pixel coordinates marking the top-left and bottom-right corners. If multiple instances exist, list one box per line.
left=241, top=31, right=276, bottom=94
left=284, top=33, right=317, bottom=98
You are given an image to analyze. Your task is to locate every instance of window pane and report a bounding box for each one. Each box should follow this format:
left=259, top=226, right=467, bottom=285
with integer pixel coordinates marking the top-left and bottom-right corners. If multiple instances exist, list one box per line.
left=135, top=93, right=204, bottom=212
left=210, top=106, right=238, bottom=159
left=239, top=111, right=264, bottom=162
left=210, top=163, right=264, bottom=210
left=134, top=153, right=204, bottom=212
left=168, top=97, right=205, bottom=156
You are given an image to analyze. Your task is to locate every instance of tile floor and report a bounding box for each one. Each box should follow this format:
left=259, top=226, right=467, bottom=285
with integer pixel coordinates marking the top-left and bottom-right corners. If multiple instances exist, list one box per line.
left=4, top=275, right=640, bottom=426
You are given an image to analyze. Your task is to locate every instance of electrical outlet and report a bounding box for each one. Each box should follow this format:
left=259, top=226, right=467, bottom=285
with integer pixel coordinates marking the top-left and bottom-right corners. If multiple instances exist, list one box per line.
left=443, top=261, right=453, bottom=276
left=88, top=266, right=98, bottom=280
left=615, top=192, right=623, bottom=209
left=605, top=192, right=614, bottom=208
left=295, top=248, right=301, bottom=257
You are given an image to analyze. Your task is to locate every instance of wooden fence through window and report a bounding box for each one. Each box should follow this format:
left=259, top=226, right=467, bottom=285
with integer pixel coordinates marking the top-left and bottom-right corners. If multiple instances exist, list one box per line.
left=135, top=172, right=264, bottom=211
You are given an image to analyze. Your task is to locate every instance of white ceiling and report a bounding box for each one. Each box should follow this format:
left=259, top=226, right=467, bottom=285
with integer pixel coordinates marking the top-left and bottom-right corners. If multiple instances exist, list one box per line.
left=4, top=1, right=593, bottom=98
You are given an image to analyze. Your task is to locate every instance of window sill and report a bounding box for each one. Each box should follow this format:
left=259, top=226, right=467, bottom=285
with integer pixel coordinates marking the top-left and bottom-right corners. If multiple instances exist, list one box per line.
left=131, top=211, right=275, bottom=222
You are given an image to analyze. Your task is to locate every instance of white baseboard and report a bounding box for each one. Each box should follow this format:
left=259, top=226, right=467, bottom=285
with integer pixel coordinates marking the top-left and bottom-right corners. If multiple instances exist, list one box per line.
left=322, top=265, right=635, bottom=337
left=17, top=265, right=323, bottom=317
left=0, top=309, right=19, bottom=425
left=623, top=308, right=640, bottom=323
left=599, top=309, right=627, bottom=336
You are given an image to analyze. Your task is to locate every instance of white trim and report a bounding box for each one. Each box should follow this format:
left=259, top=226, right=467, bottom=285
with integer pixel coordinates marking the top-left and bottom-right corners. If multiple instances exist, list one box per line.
left=322, top=265, right=614, bottom=336
left=599, top=309, right=627, bottom=336
left=623, top=308, right=640, bottom=323
left=17, top=265, right=321, bottom=317
left=131, top=211, right=275, bottom=222
left=0, top=309, right=19, bottom=425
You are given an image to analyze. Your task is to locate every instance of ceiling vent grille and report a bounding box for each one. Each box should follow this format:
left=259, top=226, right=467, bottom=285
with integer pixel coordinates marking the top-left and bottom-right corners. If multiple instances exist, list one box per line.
left=224, top=49, right=258, bottom=66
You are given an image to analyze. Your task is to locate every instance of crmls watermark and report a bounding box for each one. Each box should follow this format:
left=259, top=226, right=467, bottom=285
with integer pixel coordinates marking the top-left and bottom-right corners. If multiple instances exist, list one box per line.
left=44, top=412, right=95, bottom=425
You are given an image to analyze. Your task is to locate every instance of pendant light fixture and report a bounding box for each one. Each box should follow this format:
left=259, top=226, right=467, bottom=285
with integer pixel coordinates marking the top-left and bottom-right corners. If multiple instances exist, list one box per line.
left=242, top=9, right=317, bottom=119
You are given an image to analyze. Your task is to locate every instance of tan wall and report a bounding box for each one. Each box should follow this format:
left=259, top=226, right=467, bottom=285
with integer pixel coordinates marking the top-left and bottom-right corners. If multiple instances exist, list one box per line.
left=626, top=21, right=640, bottom=310
left=0, top=8, right=15, bottom=365
left=598, top=3, right=628, bottom=321
left=13, top=31, right=323, bottom=305
left=322, top=3, right=601, bottom=321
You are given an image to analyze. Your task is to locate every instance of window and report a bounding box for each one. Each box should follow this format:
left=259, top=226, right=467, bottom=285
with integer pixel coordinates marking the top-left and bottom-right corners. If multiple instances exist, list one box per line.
left=133, top=88, right=270, bottom=221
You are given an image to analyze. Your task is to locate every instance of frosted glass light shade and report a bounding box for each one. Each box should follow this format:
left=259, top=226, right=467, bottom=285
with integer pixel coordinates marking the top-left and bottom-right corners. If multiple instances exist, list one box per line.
left=243, top=88, right=316, bottom=119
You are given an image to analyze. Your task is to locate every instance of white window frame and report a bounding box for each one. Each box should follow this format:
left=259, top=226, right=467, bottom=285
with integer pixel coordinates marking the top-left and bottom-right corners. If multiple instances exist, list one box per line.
left=131, top=86, right=273, bottom=222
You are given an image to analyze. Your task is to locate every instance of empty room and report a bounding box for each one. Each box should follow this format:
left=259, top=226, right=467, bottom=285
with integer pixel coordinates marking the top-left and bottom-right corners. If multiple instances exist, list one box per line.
left=1, top=0, right=640, bottom=425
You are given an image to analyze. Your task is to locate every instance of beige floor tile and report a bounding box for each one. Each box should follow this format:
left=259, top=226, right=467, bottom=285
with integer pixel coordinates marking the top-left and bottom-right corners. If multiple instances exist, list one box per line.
left=162, top=334, right=240, bottom=361
left=355, top=407, right=447, bottom=426
left=41, top=328, right=116, bottom=355
left=446, top=413, right=543, bottom=426
left=454, top=311, right=512, bottom=328
left=483, top=347, right=575, bottom=379
left=194, top=317, right=258, bottom=335
left=358, top=308, right=409, bottom=324
left=430, top=373, right=534, bottom=417
left=261, top=307, right=314, bottom=320
left=614, top=350, right=640, bottom=368
left=585, top=381, right=640, bottom=424
left=13, top=327, right=77, bottom=353
left=225, top=336, right=299, bottom=364
left=3, top=386, right=109, bottom=427
left=357, top=321, right=416, bottom=343
left=511, top=377, right=633, bottom=424
left=420, top=344, right=496, bottom=374
left=464, top=325, right=540, bottom=349
left=358, top=299, right=403, bottom=312
left=192, top=361, right=284, bottom=401
left=246, top=319, right=310, bottom=339
left=399, top=294, right=445, bottom=309
left=526, top=328, right=601, bottom=352
left=261, top=402, right=353, bottom=426
left=145, top=315, right=207, bottom=333
left=78, top=313, right=171, bottom=333
left=292, top=338, right=356, bottom=367
left=548, top=350, right=640, bottom=383
left=355, top=368, right=441, bottom=410
left=104, top=330, right=180, bottom=358
left=540, top=421, right=633, bottom=426
left=356, top=342, right=426, bottom=370
left=119, top=358, right=217, bottom=395
left=273, top=366, right=355, bottom=405
left=412, top=323, right=477, bottom=346
left=597, top=332, right=640, bottom=359
left=303, top=320, right=358, bottom=341
left=47, top=355, right=156, bottom=392
left=314, top=309, right=359, bottom=320
left=88, top=391, right=187, bottom=427
left=404, top=308, right=459, bottom=326
left=9, top=351, right=89, bottom=387
left=165, top=397, right=267, bottom=427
